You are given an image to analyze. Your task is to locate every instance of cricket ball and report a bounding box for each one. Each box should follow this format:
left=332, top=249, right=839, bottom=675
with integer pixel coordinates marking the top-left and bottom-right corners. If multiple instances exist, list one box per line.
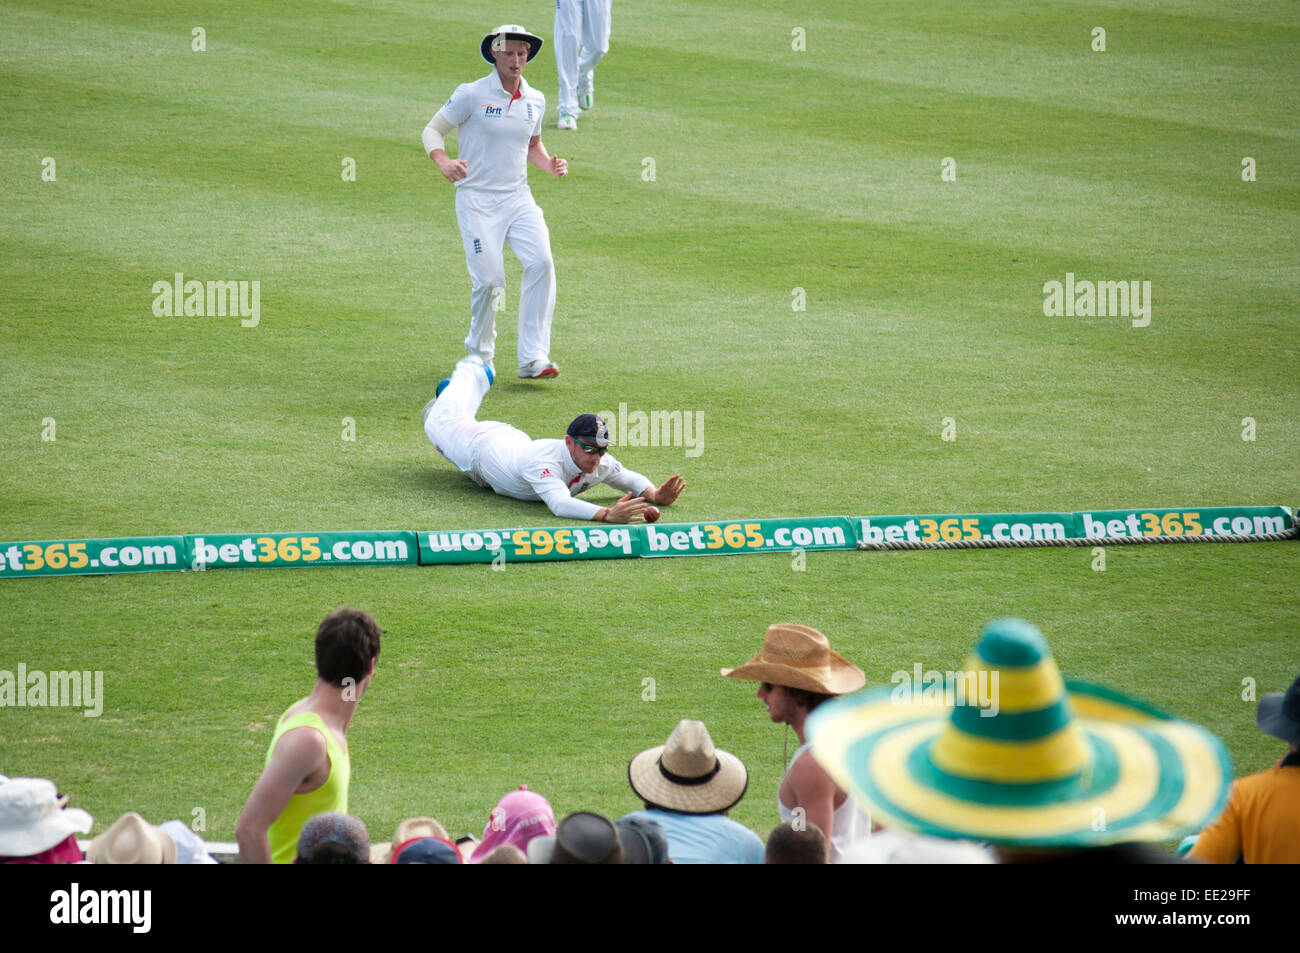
left=644, top=505, right=661, bottom=523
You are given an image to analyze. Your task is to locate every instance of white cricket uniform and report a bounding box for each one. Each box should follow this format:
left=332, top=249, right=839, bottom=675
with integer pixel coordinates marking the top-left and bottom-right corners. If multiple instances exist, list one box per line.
left=424, top=71, right=555, bottom=370
left=554, top=0, right=612, bottom=117
left=424, top=359, right=652, bottom=520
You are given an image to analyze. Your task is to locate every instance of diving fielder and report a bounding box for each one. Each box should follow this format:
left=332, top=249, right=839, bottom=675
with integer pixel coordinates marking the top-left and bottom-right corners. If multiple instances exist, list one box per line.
left=423, top=358, right=685, bottom=522
left=554, top=0, right=613, bottom=130
left=422, top=25, right=567, bottom=380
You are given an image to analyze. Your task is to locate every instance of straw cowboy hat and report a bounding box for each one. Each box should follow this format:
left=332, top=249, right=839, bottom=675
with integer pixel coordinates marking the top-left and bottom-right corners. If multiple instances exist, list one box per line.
left=89, top=812, right=178, bottom=864
left=721, top=624, right=865, bottom=695
left=628, top=720, right=749, bottom=815
left=481, top=25, right=543, bottom=64
left=807, top=618, right=1232, bottom=848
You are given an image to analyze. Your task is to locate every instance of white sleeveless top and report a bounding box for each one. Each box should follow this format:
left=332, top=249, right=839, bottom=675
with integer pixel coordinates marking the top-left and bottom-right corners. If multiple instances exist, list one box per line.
left=778, top=742, right=873, bottom=863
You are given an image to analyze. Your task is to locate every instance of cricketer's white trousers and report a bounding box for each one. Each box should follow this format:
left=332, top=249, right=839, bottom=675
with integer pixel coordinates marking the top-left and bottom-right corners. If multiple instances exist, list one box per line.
left=555, top=0, right=612, bottom=116
left=424, top=358, right=523, bottom=485
left=455, top=188, right=555, bottom=369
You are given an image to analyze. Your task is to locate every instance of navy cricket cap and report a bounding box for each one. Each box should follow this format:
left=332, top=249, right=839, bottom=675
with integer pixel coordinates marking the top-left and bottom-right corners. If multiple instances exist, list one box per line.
left=391, top=836, right=462, bottom=864
left=567, top=414, right=611, bottom=447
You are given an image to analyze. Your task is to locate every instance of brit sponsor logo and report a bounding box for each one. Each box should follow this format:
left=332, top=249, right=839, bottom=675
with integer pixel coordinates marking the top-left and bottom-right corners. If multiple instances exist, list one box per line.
left=484, top=104, right=503, bottom=117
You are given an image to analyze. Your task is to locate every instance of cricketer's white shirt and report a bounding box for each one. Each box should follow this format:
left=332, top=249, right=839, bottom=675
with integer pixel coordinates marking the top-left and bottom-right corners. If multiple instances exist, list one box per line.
left=476, top=433, right=651, bottom=520
left=430, top=71, right=545, bottom=194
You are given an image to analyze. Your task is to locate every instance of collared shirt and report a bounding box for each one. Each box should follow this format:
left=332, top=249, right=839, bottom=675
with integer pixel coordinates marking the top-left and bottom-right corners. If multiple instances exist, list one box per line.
left=620, top=809, right=764, bottom=865
left=474, top=429, right=651, bottom=520
left=1191, top=750, right=1300, bottom=864
left=433, top=71, right=545, bottom=193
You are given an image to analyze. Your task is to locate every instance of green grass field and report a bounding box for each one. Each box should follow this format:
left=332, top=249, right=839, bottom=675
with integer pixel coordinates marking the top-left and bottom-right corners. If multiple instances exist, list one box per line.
left=1, top=0, right=1297, bottom=851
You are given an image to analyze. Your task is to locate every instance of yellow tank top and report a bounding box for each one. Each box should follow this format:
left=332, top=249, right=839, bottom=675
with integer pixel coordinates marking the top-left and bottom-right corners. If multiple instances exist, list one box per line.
left=265, top=706, right=350, bottom=864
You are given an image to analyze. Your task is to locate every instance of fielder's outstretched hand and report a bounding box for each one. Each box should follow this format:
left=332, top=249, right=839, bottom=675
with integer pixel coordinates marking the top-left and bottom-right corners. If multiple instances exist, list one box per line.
left=598, top=492, right=649, bottom=523
left=647, top=475, right=685, bottom=506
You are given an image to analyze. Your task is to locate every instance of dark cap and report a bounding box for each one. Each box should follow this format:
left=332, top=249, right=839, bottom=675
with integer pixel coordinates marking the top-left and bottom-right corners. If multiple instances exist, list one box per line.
left=616, top=816, right=670, bottom=864
left=391, top=836, right=462, bottom=864
left=1258, top=674, right=1300, bottom=746
left=567, top=414, right=611, bottom=447
left=550, top=812, right=624, bottom=864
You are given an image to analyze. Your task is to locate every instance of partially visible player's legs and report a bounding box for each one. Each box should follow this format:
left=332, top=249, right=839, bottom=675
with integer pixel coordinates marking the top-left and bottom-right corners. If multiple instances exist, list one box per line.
left=577, top=0, right=612, bottom=107
left=554, top=0, right=582, bottom=125
left=455, top=190, right=509, bottom=368
left=505, top=197, right=557, bottom=376
left=423, top=357, right=495, bottom=476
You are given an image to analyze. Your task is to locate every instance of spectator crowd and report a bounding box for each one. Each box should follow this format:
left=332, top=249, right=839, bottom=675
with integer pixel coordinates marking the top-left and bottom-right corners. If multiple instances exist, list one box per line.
left=4, top=609, right=1296, bottom=865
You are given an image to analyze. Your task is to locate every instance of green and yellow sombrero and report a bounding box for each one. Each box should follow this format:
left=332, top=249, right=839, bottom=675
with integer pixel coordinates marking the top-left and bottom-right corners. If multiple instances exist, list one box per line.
left=807, top=618, right=1232, bottom=848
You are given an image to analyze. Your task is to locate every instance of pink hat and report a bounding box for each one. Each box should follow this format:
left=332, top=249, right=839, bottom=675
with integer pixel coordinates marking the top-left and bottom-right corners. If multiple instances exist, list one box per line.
left=469, top=786, right=556, bottom=863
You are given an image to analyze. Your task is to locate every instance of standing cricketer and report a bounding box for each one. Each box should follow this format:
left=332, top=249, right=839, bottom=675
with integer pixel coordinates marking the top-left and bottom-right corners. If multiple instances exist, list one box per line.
left=554, top=0, right=612, bottom=130
left=422, top=25, right=567, bottom=380
left=422, top=357, right=685, bottom=522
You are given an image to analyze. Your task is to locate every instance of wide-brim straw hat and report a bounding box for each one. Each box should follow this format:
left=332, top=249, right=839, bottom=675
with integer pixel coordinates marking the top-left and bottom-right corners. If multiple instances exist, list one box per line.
left=89, top=812, right=178, bottom=864
left=807, top=618, right=1232, bottom=848
left=721, top=624, right=865, bottom=695
left=0, top=778, right=93, bottom=857
left=481, top=25, right=543, bottom=64
left=628, top=720, right=748, bottom=815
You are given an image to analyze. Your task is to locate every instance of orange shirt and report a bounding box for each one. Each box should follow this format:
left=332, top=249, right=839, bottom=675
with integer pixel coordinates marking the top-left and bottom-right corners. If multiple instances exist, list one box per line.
left=1191, top=752, right=1300, bottom=864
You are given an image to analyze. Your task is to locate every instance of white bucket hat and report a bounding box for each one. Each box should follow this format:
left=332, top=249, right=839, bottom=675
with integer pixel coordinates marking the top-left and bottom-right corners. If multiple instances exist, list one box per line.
left=0, top=778, right=93, bottom=857
left=481, top=24, right=543, bottom=64
left=159, top=820, right=218, bottom=864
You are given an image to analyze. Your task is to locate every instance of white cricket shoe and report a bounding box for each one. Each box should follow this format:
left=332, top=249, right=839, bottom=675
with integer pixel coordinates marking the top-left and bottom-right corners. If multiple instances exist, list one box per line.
left=557, top=113, right=577, bottom=131
left=578, top=79, right=594, bottom=110
left=518, top=359, right=559, bottom=379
